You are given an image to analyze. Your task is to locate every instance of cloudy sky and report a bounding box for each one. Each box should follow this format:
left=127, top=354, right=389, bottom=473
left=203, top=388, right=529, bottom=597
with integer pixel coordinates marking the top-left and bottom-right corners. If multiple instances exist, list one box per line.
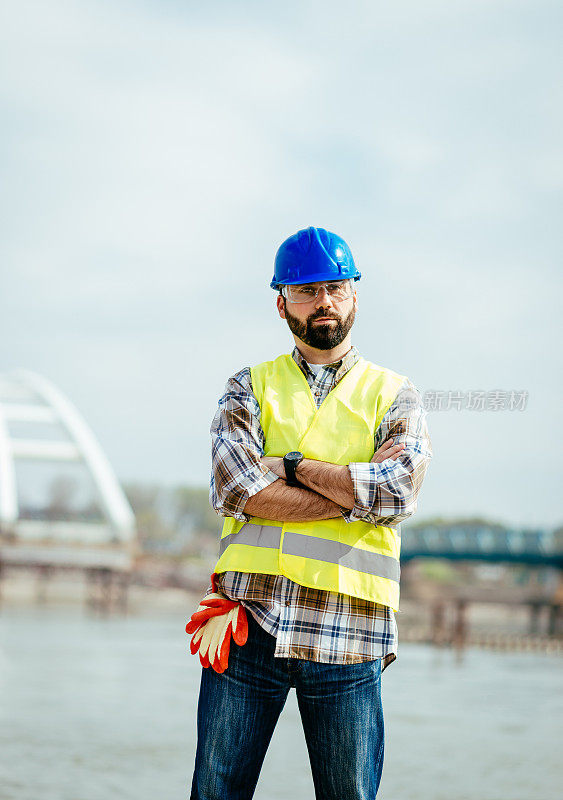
left=1, top=0, right=561, bottom=527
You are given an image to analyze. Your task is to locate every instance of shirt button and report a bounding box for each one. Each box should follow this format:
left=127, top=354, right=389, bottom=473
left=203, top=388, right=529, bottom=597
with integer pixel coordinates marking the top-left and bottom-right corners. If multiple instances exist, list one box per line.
left=285, top=600, right=291, bottom=606
left=315, top=391, right=321, bottom=397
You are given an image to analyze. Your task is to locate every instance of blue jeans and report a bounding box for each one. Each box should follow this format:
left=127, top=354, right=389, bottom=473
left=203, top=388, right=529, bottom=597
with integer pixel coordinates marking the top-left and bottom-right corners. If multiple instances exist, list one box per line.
left=189, top=611, right=385, bottom=800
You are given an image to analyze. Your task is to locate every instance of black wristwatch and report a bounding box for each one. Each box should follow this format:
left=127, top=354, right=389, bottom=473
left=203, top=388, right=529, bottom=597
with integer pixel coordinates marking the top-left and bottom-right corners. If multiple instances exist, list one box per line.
left=283, top=451, right=304, bottom=486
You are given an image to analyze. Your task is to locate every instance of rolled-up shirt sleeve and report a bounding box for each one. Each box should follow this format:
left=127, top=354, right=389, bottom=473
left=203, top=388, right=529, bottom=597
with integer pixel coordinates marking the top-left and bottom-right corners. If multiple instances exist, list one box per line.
left=210, top=368, right=279, bottom=521
left=347, top=378, right=433, bottom=526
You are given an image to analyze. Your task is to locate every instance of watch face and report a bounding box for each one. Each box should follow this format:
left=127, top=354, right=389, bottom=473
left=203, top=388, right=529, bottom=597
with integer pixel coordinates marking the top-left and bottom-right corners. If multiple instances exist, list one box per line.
left=285, top=451, right=302, bottom=463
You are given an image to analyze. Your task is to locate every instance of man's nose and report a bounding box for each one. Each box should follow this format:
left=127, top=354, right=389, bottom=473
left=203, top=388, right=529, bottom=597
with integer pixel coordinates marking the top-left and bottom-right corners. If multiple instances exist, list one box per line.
left=314, top=287, right=334, bottom=308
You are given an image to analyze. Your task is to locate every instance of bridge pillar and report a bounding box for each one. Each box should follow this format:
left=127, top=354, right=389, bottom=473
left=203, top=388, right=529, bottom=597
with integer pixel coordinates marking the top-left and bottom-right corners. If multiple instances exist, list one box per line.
left=529, top=601, right=539, bottom=634
left=36, top=564, right=53, bottom=603
left=547, top=604, right=562, bottom=637
left=452, top=599, right=468, bottom=650
left=116, top=571, right=129, bottom=614
left=85, top=567, right=129, bottom=615
left=431, top=600, right=447, bottom=646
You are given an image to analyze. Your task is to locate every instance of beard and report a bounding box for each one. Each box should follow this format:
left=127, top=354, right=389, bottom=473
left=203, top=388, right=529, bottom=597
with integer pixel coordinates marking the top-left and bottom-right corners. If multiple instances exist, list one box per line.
left=283, top=302, right=356, bottom=350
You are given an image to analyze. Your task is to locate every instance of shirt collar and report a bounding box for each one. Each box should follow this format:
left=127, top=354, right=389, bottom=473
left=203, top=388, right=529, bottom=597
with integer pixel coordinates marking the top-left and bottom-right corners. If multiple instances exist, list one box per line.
left=291, top=345, right=360, bottom=383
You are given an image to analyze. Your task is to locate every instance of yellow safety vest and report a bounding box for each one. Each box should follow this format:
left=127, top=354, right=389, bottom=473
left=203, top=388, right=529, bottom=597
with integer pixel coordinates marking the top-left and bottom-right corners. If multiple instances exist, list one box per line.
left=212, top=354, right=406, bottom=611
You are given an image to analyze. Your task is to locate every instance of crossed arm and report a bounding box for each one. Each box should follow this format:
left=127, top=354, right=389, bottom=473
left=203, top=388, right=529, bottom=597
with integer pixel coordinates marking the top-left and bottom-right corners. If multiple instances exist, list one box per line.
left=244, top=479, right=341, bottom=522
left=245, top=437, right=405, bottom=521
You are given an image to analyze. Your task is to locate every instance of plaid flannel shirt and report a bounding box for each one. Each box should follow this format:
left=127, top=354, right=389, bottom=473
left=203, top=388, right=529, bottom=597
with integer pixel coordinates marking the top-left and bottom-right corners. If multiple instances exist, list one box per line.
left=209, top=345, right=432, bottom=669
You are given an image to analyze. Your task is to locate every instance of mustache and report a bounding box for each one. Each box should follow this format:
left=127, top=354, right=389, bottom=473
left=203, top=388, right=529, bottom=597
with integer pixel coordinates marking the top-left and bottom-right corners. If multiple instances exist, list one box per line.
left=309, top=311, right=340, bottom=321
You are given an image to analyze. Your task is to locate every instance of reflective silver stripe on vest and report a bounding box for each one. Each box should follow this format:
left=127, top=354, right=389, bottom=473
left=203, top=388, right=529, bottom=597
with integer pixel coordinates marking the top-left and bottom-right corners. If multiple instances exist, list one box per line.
left=220, top=523, right=399, bottom=583
left=283, top=530, right=400, bottom=583
left=219, top=523, right=282, bottom=555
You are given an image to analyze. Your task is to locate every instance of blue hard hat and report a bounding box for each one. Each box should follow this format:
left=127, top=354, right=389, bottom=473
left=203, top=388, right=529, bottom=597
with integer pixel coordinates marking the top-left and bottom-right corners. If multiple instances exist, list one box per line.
left=271, top=226, right=361, bottom=289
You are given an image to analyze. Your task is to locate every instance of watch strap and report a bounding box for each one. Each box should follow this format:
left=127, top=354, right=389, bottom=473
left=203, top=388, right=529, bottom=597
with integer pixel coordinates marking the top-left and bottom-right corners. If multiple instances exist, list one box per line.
left=283, top=452, right=303, bottom=486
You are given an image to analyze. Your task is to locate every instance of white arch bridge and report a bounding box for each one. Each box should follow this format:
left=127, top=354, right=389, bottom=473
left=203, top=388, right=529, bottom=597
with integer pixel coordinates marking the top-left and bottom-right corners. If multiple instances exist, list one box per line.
left=0, top=370, right=137, bottom=611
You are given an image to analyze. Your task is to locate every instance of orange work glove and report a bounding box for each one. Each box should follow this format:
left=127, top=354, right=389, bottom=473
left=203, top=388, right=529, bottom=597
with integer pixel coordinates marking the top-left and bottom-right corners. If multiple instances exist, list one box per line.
left=185, top=572, right=249, bottom=673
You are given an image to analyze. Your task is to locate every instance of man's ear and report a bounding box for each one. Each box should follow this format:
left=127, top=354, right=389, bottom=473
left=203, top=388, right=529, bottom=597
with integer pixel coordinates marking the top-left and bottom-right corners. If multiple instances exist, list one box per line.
left=276, top=294, right=286, bottom=319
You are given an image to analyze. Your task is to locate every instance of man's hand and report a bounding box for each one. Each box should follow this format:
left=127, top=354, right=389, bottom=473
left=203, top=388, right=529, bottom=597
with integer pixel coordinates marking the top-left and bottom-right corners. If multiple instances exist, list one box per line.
left=261, top=456, right=286, bottom=479
left=371, top=437, right=405, bottom=463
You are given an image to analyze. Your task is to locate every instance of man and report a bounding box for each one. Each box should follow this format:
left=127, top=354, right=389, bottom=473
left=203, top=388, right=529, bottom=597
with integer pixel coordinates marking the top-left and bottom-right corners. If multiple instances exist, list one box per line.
left=188, top=226, right=432, bottom=800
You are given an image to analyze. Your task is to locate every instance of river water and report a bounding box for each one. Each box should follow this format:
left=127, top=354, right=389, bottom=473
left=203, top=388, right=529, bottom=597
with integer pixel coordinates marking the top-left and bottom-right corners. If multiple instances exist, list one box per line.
left=0, top=606, right=561, bottom=800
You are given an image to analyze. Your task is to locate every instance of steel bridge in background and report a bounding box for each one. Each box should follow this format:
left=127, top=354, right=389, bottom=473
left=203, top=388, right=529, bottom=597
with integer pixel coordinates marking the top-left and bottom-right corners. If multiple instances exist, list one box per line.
left=399, top=521, right=563, bottom=642
left=400, top=523, right=563, bottom=568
